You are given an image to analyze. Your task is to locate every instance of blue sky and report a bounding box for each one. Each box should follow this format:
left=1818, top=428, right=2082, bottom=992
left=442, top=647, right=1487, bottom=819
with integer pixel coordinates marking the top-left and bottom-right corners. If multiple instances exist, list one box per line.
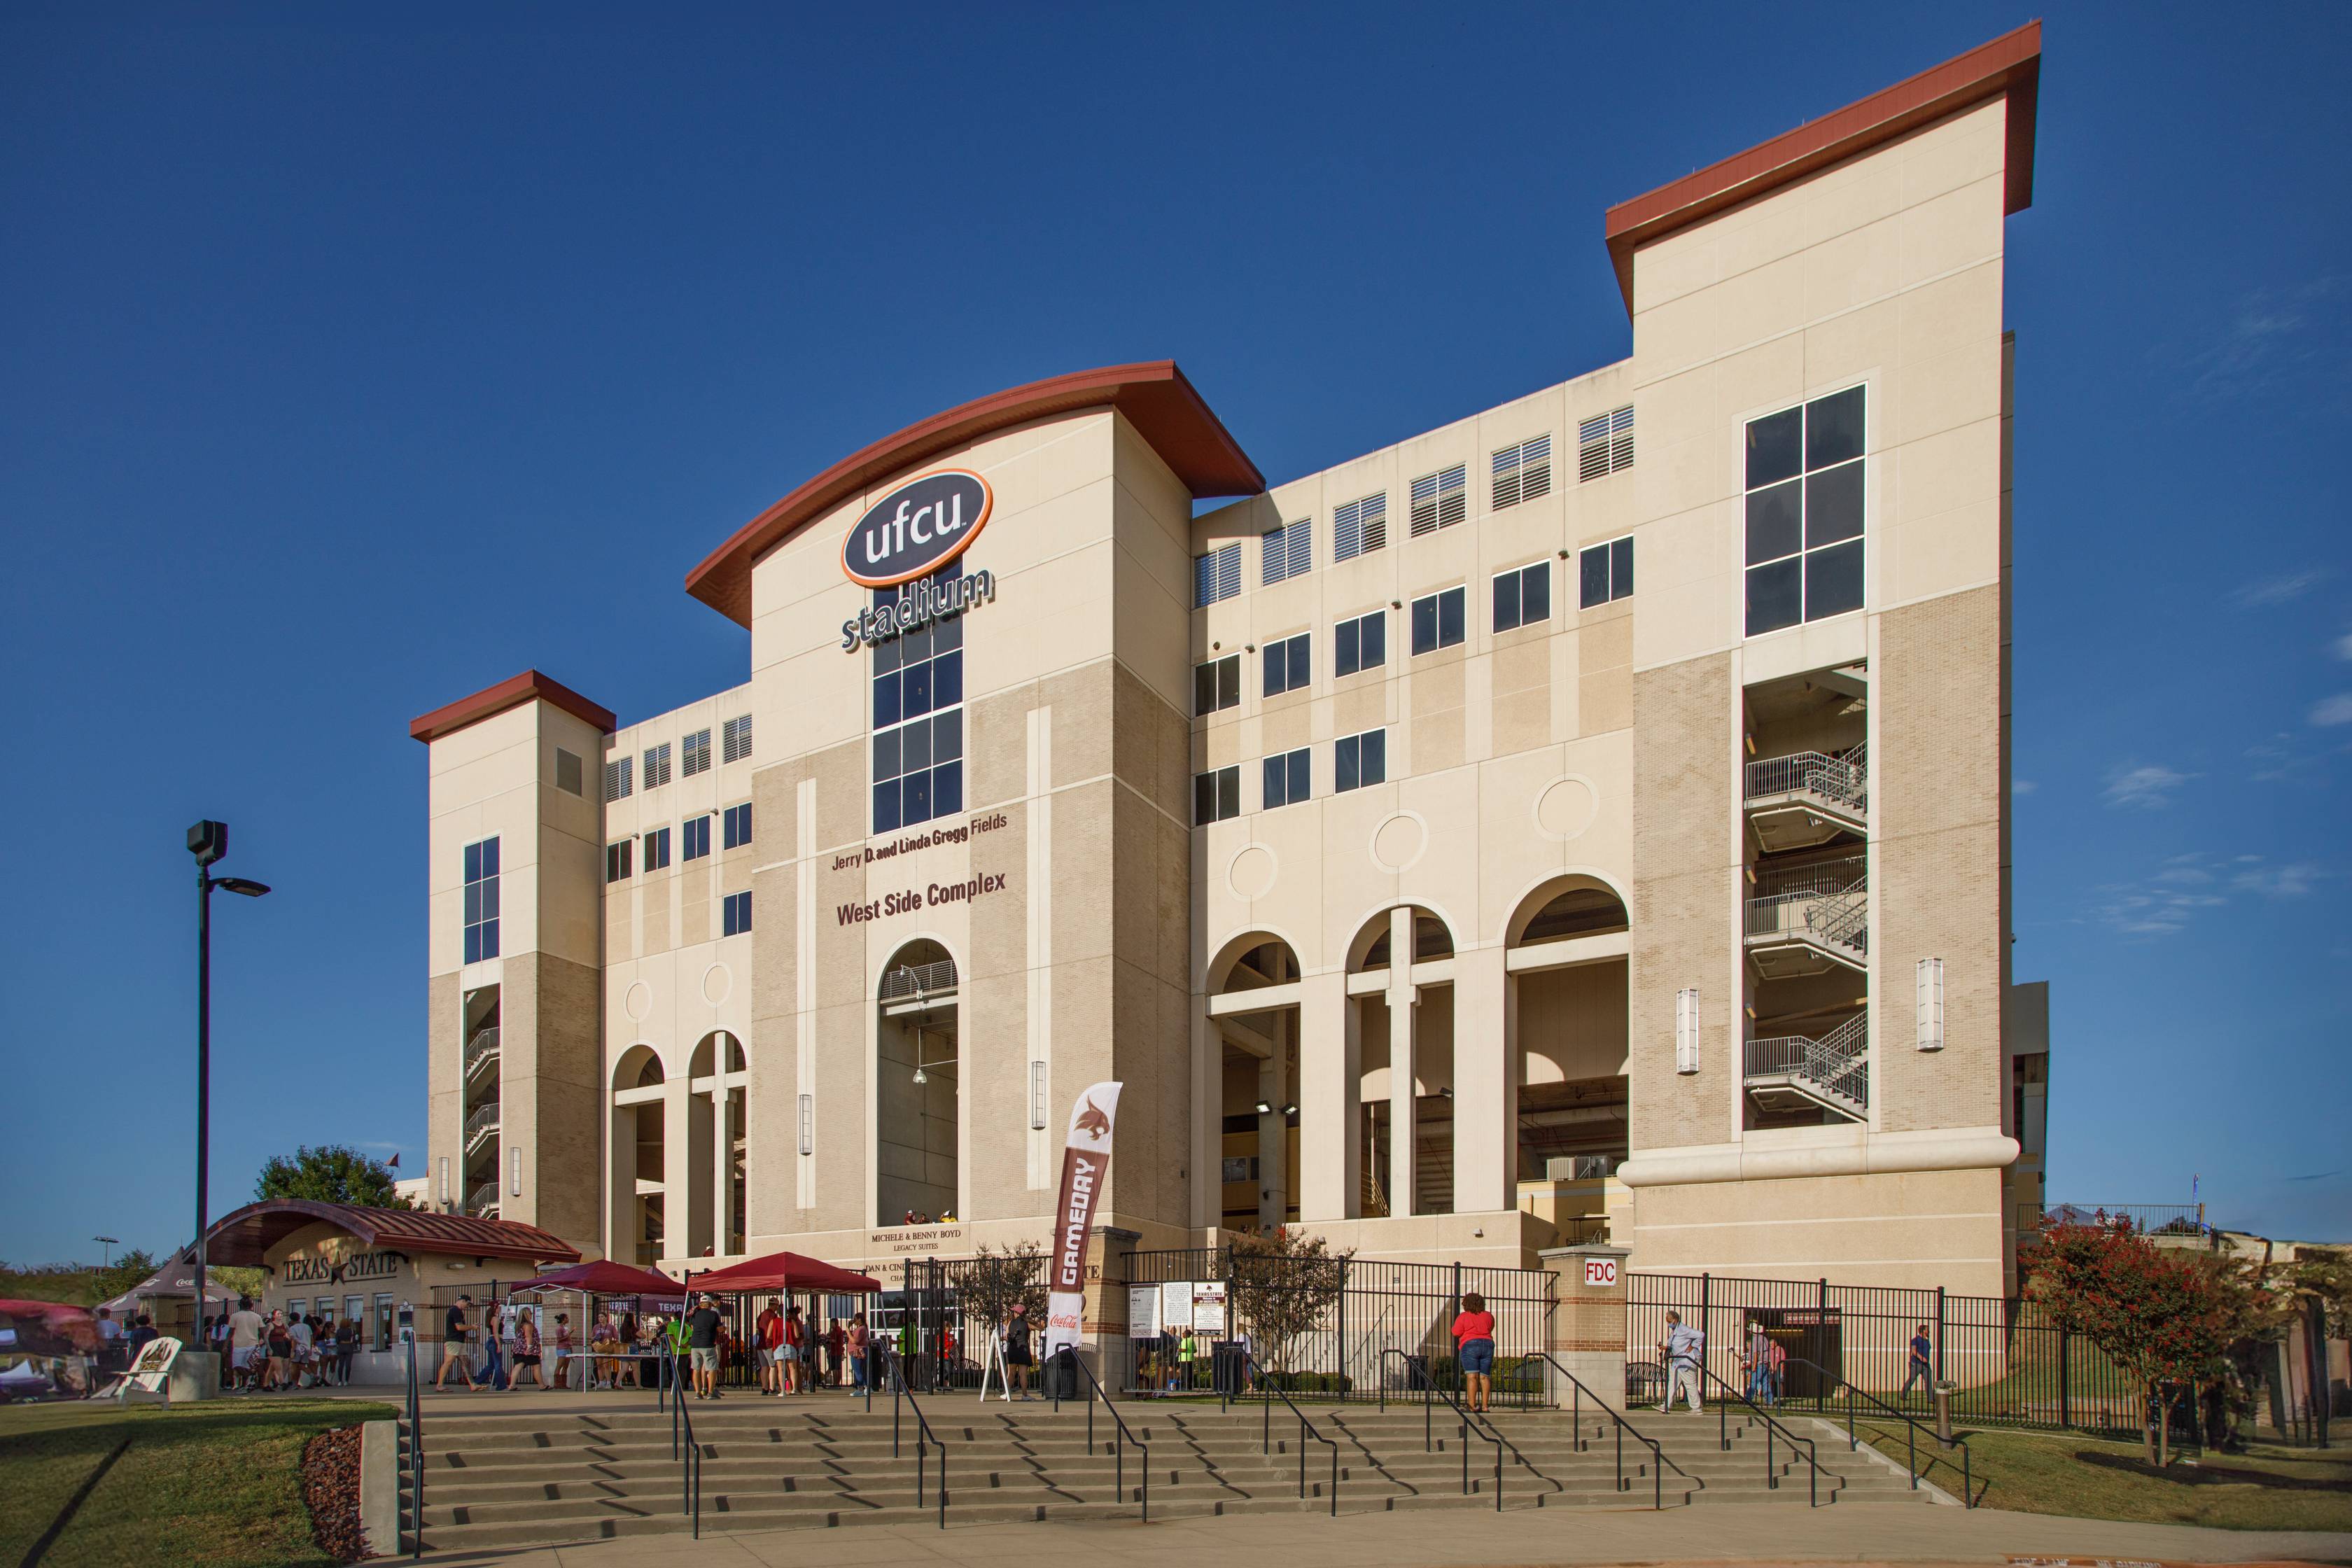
left=3, top=4, right=2346, bottom=1266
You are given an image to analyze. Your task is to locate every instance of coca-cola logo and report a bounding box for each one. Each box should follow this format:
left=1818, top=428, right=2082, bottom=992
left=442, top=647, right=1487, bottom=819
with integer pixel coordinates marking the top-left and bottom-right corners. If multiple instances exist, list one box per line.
left=841, top=470, right=992, bottom=588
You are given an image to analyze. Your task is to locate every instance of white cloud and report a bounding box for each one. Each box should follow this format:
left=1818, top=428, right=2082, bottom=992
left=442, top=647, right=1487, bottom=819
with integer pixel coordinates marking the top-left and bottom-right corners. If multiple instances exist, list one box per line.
left=2180, top=275, right=2347, bottom=399
left=2312, top=693, right=2352, bottom=727
left=2012, top=778, right=2037, bottom=796
left=2233, top=861, right=2323, bottom=897
left=2091, top=884, right=2227, bottom=937
left=2229, top=570, right=2325, bottom=609
left=2334, top=631, right=2352, bottom=662
left=2105, top=764, right=2193, bottom=808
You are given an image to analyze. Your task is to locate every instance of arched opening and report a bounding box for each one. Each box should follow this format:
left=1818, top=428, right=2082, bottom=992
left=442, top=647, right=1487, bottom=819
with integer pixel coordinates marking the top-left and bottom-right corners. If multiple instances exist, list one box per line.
left=1348, top=906, right=1455, bottom=1218
left=611, top=1046, right=666, bottom=1266
left=686, top=1031, right=748, bottom=1258
left=1506, top=876, right=1631, bottom=1245
left=1210, top=934, right=1301, bottom=1235
left=876, top=939, right=959, bottom=1226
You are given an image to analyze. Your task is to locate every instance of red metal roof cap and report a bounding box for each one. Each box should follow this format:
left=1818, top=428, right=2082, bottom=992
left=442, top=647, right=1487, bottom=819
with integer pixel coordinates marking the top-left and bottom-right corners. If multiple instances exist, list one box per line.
left=409, top=668, right=616, bottom=745
left=197, top=1200, right=584, bottom=1267
left=685, top=360, right=1265, bottom=628
left=1603, top=22, right=2041, bottom=313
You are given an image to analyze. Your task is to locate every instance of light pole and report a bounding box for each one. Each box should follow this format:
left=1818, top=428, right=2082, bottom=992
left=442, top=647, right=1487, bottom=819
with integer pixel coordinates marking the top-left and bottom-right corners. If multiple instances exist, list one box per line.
left=93, top=1236, right=119, bottom=1270
left=188, top=820, right=271, bottom=1336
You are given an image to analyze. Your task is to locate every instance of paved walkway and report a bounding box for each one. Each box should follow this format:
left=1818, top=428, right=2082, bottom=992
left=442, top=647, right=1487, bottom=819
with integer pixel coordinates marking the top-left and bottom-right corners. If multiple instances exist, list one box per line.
left=410, top=1499, right=2351, bottom=1568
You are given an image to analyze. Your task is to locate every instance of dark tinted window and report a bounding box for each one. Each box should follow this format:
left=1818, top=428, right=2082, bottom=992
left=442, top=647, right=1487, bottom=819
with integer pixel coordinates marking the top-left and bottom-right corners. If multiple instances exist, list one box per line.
left=1744, top=388, right=1868, bottom=631
left=1745, top=556, right=1803, bottom=636
left=1805, top=385, right=1866, bottom=471
left=1745, top=406, right=1803, bottom=489
left=1805, top=461, right=1864, bottom=547
left=1745, top=480, right=1802, bottom=564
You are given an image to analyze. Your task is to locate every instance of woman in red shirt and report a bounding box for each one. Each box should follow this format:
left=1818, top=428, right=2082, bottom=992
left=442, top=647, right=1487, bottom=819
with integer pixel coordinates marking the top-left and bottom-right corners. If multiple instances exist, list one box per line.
left=1450, top=1291, right=1497, bottom=1413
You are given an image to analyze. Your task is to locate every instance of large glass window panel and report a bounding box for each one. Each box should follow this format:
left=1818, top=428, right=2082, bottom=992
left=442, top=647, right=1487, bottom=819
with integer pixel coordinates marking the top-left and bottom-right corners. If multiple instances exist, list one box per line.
left=1745, top=406, right=1802, bottom=489
left=933, top=708, right=962, bottom=762
left=901, top=716, right=931, bottom=772
left=1359, top=612, right=1384, bottom=668
left=1411, top=596, right=1438, bottom=654
left=933, top=650, right=962, bottom=708
left=873, top=671, right=902, bottom=727
left=1805, top=538, right=1865, bottom=620
left=1360, top=729, right=1385, bottom=785
left=1806, top=386, right=1866, bottom=471
left=1523, top=562, right=1550, bottom=622
left=1746, top=480, right=1802, bottom=564
left=1218, top=768, right=1239, bottom=818
left=874, top=780, right=902, bottom=834
left=1335, top=619, right=1360, bottom=678
left=933, top=761, right=962, bottom=816
left=1287, top=748, right=1310, bottom=802
left=1263, top=754, right=1286, bottom=808
left=1746, top=557, right=1804, bottom=636
left=903, top=769, right=932, bottom=825
left=1335, top=735, right=1360, bottom=793
left=1580, top=547, right=1610, bottom=608
left=1608, top=538, right=1632, bottom=600
left=1493, top=570, right=1522, bottom=632
left=1438, top=587, right=1464, bottom=646
left=1263, top=640, right=1287, bottom=696
left=903, top=659, right=932, bottom=718
left=874, top=729, right=902, bottom=783
left=1805, top=461, right=1864, bottom=547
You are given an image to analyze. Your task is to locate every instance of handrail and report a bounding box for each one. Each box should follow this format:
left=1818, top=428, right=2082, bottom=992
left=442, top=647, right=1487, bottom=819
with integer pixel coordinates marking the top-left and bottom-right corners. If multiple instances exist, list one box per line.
left=671, top=1352, right=702, bottom=1536
left=402, top=1324, right=423, bottom=1558
left=1224, top=1345, right=1339, bottom=1516
left=1522, top=1350, right=1690, bottom=1510
left=1049, top=1345, right=1148, bottom=1522
left=1688, top=1362, right=1820, bottom=1506
left=1376, top=1349, right=1508, bottom=1511
left=878, top=1343, right=948, bottom=1529
left=1778, top=1354, right=1973, bottom=1506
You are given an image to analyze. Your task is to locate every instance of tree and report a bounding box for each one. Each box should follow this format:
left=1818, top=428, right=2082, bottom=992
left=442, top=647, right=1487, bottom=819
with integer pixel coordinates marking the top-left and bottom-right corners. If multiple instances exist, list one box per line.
left=958, top=1242, right=1048, bottom=1331
left=1226, top=1226, right=1350, bottom=1377
left=254, top=1145, right=414, bottom=1208
left=2023, top=1222, right=2236, bottom=1466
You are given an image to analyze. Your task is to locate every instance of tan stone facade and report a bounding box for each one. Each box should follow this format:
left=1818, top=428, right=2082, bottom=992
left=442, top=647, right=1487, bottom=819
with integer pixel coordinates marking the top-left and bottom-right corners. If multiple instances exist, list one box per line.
left=416, top=29, right=2047, bottom=1298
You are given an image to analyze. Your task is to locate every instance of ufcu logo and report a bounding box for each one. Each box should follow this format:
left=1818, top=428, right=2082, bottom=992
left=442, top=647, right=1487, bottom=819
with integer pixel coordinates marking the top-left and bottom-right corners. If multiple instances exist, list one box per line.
left=842, top=469, right=993, bottom=588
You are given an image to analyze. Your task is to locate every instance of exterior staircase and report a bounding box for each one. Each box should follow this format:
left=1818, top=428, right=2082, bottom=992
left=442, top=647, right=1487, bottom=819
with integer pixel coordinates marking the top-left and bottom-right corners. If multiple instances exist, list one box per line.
left=397, top=1394, right=1928, bottom=1553
left=1743, top=746, right=1867, bottom=853
left=1744, top=1013, right=1869, bottom=1120
left=1745, top=857, right=1868, bottom=978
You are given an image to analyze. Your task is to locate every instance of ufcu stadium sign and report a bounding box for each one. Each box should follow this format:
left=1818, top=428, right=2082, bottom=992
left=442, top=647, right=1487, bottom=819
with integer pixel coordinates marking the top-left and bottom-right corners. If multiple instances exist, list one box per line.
left=841, top=469, right=992, bottom=589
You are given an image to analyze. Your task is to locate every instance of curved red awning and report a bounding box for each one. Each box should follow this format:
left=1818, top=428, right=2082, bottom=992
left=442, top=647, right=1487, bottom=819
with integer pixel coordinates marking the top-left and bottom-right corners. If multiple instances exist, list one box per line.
left=510, top=1260, right=681, bottom=1296
left=198, top=1200, right=582, bottom=1268
left=682, top=1252, right=881, bottom=1296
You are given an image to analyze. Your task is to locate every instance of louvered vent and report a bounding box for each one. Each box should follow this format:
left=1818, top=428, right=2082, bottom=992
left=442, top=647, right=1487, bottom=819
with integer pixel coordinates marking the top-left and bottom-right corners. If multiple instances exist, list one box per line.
left=1332, top=492, right=1387, bottom=561
left=1195, top=542, right=1242, bottom=606
left=642, top=743, right=672, bottom=788
left=1261, top=519, right=1312, bottom=584
left=1579, top=406, right=1634, bottom=482
left=1492, top=435, right=1552, bottom=508
left=682, top=728, right=711, bottom=777
left=1409, top=465, right=1466, bottom=536
left=603, top=756, right=632, bottom=802
left=720, top=715, right=753, bottom=764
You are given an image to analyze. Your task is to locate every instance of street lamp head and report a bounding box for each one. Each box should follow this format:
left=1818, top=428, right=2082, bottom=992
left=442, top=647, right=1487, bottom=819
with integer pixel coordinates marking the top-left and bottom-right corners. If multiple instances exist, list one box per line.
left=188, top=820, right=230, bottom=867
left=216, top=878, right=271, bottom=898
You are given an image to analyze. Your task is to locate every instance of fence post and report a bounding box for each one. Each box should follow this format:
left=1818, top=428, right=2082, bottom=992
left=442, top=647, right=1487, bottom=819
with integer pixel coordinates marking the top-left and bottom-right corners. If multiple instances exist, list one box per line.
left=1935, top=1286, right=1947, bottom=1384
left=2058, top=1327, right=2071, bottom=1431
left=1336, top=1255, right=1348, bottom=1396
left=1700, top=1273, right=1711, bottom=1383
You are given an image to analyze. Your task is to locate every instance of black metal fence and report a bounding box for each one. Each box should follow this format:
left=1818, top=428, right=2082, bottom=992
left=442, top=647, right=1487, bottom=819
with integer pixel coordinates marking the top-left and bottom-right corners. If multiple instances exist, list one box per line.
left=1625, top=1272, right=2152, bottom=1436
left=1121, top=1247, right=1555, bottom=1404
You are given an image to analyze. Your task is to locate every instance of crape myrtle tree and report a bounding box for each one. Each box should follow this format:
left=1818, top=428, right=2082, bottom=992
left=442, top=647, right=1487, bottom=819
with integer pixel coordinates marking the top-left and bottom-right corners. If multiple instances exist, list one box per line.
left=255, top=1144, right=416, bottom=1208
left=2022, top=1221, right=2238, bottom=1466
left=1227, top=1226, right=1350, bottom=1382
left=960, top=1241, right=1049, bottom=1333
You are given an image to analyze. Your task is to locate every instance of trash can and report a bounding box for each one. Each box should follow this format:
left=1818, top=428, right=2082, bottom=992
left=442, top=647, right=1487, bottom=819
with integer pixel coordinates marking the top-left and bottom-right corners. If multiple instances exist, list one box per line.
left=1211, top=1340, right=1247, bottom=1397
left=1932, top=1380, right=1956, bottom=1448
left=1042, top=1348, right=1081, bottom=1401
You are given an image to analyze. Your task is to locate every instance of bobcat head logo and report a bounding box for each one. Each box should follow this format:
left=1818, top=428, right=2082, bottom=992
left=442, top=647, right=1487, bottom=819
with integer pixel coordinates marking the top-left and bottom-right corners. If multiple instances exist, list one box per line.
left=1073, top=1097, right=1112, bottom=1141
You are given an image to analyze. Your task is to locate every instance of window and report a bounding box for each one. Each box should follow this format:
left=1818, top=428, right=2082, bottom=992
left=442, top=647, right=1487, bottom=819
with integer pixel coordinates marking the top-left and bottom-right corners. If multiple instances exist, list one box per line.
left=720, top=715, right=754, bottom=764
left=1409, top=465, right=1466, bottom=536
left=606, top=839, right=633, bottom=883
left=682, top=728, right=711, bottom=777
left=1578, top=536, right=1635, bottom=608
left=682, top=814, right=711, bottom=862
left=1331, top=492, right=1387, bottom=562
left=1491, top=435, right=1553, bottom=508
left=1409, top=587, right=1466, bottom=655
left=1193, top=766, right=1240, bottom=825
left=603, top=756, right=632, bottom=802
left=1745, top=385, right=1865, bottom=635
left=1492, top=561, right=1551, bottom=632
left=463, top=836, right=499, bottom=963
left=722, top=891, right=752, bottom=937
left=722, top=802, right=752, bottom=849
left=1334, top=728, right=1386, bottom=792
left=642, top=743, right=672, bottom=788
left=1261, top=632, right=1310, bottom=696
left=1261, top=519, right=1312, bottom=585
left=1194, top=654, right=1240, bottom=716
left=1194, top=542, right=1241, bottom=607
left=1578, top=405, right=1634, bottom=481
left=1261, top=747, right=1310, bottom=809
left=870, top=570, right=965, bottom=835
left=554, top=748, right=583, bottom=796
left=1334, top=609, right=1386, bottom=678
left=642, top=826, right=671, bottom=872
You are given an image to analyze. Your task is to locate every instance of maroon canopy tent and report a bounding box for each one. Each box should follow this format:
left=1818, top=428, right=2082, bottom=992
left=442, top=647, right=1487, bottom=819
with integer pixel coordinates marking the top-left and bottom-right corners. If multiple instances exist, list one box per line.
left=685, top=1252, right=881, bottom=1294
left=511, top=1261, right=681, bottom=1296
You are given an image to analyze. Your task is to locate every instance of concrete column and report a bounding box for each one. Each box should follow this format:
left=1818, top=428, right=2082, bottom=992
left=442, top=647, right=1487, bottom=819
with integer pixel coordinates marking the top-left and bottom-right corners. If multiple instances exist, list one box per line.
left=1297, top=970, right=1357, bottom=1221
left=1538, top=1245, right=1630, bottom=1410
left=711, top=1084, right=732, bottom=1256
left=1189, top=994, right=1217, bottom=1229
left=1452, top=945, right=1513, bottom=1214
left=1386, top=906, right=1416, bottom=1219
left=660, top=1082, right=692, bottom=1259
left=1080, top=1225, right=1141, bottom=1389
left=1256, top=1014, right=1289, bottom=1231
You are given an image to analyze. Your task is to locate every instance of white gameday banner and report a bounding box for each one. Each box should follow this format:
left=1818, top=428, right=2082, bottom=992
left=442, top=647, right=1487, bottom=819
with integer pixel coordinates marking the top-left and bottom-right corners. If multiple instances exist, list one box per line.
left=1043, top=1081, right=1123, bottom=1359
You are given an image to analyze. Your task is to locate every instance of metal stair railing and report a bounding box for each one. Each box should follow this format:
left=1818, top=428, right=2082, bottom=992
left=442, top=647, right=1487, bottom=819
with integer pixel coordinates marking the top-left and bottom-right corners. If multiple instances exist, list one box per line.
left=1376, top=1348, right=1511, bottom=1511
left=1222, top=1345, right=1340, bottom=1516
left=878, top=959, right=958, bottom=1001
left=401, top=1320, right=423, bottom=1559
left=1807, top=883, right=1869, bottom=955
left=1745, top=1013, right=1869, bottom=1112
left=1778, top=1354, right=1973, bottom=1506
left=1048, top=1345, right=1148, bottom=1522
left=1523, top=1350, right=1690, bottom=1509
left=671, top=1350, right=702, bottom=1536
left=878, top=1343, right=949, bottom=1529
left=1744, top=744, right=1868, bottom=814
left=1688, top=1363, right=1821, bottom=1506
left=464, top=1184, right=498, bottom=1218
left=463, top=1100, right=500, bottom=1145
left=463, top=1026, right=500, bottom=1076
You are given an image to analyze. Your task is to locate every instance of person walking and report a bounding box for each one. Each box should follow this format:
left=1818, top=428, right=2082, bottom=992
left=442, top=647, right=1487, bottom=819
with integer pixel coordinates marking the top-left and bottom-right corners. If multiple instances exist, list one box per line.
left=687, top=1294, right=724, bottom=1400
left=226, top=1296, right=266, bottom=1391
left=1657, top=1310, right=1705, bottom=1413
left=1451, top=1291, right=1497, bottom=1414
left=1898, top=1323, right=1934, bottom=1401
left=1006, top=1304, right=1035, bottom=1399
left=1742, top=1320, right=1777, bottom=1406
left=846, top=1315, right=871, bottom=1392
left=783, top=1305, right=805, bottom=1394
left=510, top=1312, right=545, bottom=1389
left=754, top=1299, right=781, bottom=1395
left=435, top=1295, right=482, bottom=1392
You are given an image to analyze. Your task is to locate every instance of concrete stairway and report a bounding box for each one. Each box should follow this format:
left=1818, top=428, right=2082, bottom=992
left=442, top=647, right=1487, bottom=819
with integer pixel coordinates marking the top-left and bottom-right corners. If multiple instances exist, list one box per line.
left=400, top=1394, right=1931, bottom=1553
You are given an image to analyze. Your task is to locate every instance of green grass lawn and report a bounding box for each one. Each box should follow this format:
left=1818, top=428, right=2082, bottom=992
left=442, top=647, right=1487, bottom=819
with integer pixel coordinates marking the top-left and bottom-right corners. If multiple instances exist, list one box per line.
left=1851, top=1418, right=2352, bottom=1531
left=0, top=1396, right=396, bottom=1568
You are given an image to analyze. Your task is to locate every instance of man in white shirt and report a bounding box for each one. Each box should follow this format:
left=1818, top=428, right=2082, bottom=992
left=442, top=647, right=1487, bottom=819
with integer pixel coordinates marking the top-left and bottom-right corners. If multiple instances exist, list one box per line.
left=226, top=1297, right=267, bottom=1378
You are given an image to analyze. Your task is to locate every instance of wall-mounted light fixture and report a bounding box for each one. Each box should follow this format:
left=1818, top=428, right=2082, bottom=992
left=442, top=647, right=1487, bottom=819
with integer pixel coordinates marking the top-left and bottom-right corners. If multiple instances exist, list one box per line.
left=1916, top=958, right=1945, bottom=1051
left=1675, top=988, right=1701, bottom=1074
left=1030, top=1061, right=1047, bottom=1130
left=798, top=1093, right=814, bottom=1156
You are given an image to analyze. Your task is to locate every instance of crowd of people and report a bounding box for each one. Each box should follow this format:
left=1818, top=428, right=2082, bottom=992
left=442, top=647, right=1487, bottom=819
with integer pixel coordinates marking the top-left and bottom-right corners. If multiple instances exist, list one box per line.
left=200, top=1297, right=364, bottom=1392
